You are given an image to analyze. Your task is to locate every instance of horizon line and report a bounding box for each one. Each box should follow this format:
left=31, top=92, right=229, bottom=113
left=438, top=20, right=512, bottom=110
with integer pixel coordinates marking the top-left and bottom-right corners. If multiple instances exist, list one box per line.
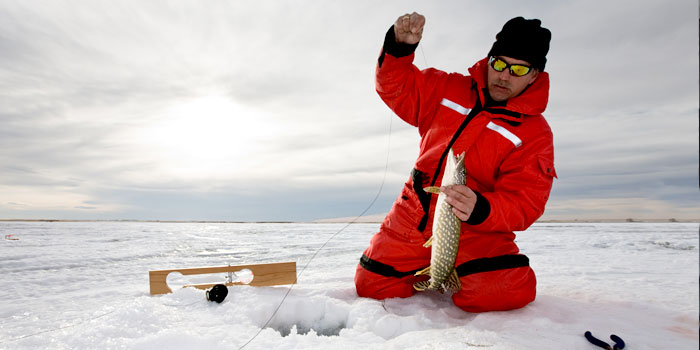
left=1, top=218, right=698, bottom=224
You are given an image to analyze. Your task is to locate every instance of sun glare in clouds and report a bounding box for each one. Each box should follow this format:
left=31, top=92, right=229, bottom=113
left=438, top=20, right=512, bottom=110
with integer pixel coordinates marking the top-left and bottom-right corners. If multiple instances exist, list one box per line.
left=142, top=94, right=277, bottom=180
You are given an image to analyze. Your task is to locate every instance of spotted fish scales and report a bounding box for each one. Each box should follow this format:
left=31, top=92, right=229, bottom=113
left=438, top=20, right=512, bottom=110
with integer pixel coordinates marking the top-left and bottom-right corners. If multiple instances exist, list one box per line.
left=414, top=148, right=465, bottom=293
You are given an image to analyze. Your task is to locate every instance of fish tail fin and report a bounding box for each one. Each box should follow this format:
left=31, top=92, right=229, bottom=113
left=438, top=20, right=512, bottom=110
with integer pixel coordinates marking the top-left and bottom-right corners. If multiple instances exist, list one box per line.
left=423, top=186, right=441, bottom=194
left=444, top=269, right=462, bottom=293
left=413, top=280, right=430, bottom=291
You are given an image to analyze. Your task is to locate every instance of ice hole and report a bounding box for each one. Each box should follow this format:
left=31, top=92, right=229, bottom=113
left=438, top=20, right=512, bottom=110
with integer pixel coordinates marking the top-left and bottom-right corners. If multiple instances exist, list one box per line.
left=261, top=299, right=349, bottom=337
left=265, top=322, right=346, bottom=337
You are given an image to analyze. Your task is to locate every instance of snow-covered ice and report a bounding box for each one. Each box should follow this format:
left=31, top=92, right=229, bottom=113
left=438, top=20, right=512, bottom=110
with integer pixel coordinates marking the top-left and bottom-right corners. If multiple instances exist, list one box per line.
left=1, top=221, right=698, bottom=349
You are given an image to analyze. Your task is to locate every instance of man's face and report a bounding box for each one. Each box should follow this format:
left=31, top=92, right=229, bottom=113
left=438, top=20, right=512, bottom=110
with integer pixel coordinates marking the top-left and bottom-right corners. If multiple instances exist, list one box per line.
left=486, top=56, right=539, bottom=102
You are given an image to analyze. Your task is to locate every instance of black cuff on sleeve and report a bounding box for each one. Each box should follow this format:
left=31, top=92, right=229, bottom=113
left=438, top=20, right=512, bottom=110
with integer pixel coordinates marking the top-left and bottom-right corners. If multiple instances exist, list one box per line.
left=466, top=191, right=490, bottom=225
left=379, top=25, right=419, bottom=67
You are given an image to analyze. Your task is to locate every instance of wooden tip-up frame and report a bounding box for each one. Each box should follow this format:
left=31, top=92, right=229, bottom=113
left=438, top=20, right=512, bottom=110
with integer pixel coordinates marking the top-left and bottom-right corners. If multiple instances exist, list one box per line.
left=149, top=261, right=296, bottom=295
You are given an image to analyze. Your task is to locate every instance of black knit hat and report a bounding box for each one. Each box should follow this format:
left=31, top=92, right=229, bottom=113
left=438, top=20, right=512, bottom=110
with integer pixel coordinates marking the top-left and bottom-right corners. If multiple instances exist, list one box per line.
left=487, top=17, right=551, bottom=71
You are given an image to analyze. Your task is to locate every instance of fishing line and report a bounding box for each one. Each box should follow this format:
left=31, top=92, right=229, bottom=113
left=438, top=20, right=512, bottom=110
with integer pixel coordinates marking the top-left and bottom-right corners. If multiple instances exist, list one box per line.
left=238, top=91, right=397, bottom=350
left=0, top=308, right=119, bottom=345
left=419, top=43, right=429, bottom=68
left=1, top=296, right=201, bottom=345
left=239, top=43, right=430, bottom=350
left=4, top=42, right=422, bottom=349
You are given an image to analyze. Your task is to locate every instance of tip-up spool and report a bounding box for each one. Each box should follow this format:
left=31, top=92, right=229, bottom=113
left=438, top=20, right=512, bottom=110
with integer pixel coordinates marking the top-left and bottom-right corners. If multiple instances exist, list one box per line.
left=206, top=284, right=229, bottom=303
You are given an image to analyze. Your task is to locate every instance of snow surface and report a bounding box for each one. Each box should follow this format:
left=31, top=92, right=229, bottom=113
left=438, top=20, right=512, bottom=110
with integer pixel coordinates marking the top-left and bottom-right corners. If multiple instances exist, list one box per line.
left=0, top=221, right=698, bottom=349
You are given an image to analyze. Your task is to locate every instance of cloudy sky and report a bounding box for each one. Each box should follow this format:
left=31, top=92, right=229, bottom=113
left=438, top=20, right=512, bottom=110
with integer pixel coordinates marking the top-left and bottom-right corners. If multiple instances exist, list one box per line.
left=1, top=0, right=698, bottom=222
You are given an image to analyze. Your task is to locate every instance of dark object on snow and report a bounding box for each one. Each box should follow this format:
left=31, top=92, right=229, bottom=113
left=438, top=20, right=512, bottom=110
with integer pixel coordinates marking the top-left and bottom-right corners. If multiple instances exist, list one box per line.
left=584, top=331, right=625, bottom=350
left=206, top=284, right=228, bottom=303
left=609, top=335, right=625, bottom=349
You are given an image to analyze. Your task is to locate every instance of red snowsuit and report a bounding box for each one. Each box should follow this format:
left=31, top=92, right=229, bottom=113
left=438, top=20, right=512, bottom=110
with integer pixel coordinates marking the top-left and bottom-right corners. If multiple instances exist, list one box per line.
left=355, top=34, right=556, bottom=313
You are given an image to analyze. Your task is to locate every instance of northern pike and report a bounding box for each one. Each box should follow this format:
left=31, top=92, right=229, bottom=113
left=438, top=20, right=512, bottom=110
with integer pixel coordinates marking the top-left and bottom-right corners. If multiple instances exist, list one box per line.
left=413, top=148, right=465, bottom=293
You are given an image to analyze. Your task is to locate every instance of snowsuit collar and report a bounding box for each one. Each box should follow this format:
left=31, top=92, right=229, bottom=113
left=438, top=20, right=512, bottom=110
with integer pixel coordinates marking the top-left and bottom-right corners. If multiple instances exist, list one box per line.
left=468, top=57, right=549, bottom=121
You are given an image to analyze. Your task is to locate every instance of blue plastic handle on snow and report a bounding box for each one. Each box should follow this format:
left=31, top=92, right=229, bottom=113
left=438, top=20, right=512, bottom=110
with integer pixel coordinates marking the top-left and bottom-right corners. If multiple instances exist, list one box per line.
left=584, top=331, right=625, bottom=350
left=610, top=334, right=625, bottom=349
left=584, top=331, right=612, bottom=349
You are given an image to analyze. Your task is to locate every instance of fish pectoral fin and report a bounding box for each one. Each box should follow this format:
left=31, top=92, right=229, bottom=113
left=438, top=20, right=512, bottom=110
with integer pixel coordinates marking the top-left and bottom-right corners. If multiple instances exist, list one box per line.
left=422, top=236, right=433, bottom=248
left=414, top=266, right=431, bottom=277
left=444, top=269, right=462, bottom=292
left=413, top=280, right=430, bottom=292
left=423, top=186, right=441, bottom=194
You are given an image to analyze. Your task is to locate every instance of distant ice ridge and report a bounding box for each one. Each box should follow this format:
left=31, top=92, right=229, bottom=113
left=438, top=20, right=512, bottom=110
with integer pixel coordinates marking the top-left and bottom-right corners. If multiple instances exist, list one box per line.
left=0, top=221, right=697, bottom=349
